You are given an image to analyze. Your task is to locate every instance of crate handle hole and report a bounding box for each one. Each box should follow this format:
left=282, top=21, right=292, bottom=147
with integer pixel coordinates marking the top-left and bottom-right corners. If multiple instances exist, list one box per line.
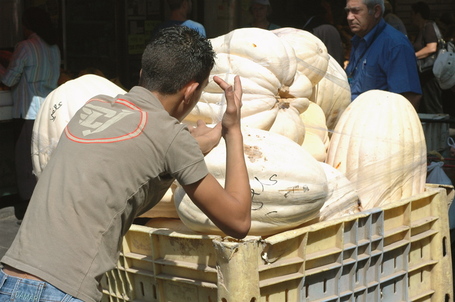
left=140, top=281, right=145, bottom=297
left=443, top=236, right=448, bottom=257
left=324, top=278, right=327, bottom=293
left=153, top=284, right=157, bottom=299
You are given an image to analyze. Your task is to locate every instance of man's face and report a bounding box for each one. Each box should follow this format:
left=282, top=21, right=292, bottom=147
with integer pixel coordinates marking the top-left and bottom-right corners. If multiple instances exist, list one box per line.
left=251, top=4, right=268, bottom=21
left=345, top=0, right=378, bottom=37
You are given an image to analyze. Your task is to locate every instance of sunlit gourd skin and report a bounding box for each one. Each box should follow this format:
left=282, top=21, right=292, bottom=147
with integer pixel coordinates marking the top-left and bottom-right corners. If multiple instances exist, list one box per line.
left=318, top=162, right=361, bottom=221
left=175, top=127, right=330, bottom=237
left=299, top=101, right=330, bottom=162
left=309, top=55, right=351, bottom=133
left=185, top=28, right=350, bottom=155
left=32, top=74, right=126, bottom=178
left=326, top=90, right=427, bottom=209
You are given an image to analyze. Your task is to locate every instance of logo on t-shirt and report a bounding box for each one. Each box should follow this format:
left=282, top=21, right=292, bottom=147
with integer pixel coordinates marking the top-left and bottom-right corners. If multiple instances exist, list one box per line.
left=65, top=98, right=147, bottom=143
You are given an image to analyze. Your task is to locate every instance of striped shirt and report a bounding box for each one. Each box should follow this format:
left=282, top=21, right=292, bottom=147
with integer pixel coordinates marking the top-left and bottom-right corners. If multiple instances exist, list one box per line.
left=0, top=33, right=60, bottom=119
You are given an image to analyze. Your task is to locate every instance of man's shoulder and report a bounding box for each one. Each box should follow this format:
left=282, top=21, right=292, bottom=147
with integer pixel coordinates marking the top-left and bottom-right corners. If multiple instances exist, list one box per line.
left=182, top=19, right=205, bottom=29
left=181, top=20, right=206, bottom=36
left=377, top=23, right=412, bottom=47
left=381, top=23, right=407, bottom=39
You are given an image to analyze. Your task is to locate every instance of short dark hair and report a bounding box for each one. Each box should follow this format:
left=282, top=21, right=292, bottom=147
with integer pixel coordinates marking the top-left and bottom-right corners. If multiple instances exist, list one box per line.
left=140, top=26, right=215, bottom=94
left=22, top=7, right=57, bottom=45
left=411, top=1, right=431, bottom=20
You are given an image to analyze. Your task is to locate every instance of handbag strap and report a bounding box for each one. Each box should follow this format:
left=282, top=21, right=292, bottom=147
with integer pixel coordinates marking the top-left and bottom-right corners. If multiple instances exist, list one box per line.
left=431, top=22, right=446, bottom=49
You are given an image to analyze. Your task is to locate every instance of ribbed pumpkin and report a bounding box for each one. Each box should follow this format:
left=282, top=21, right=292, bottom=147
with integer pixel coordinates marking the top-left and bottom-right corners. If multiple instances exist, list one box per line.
left=310, top=55, right=351, bottom=133
left=300, top=101, right=329, bottom=161
left=32, top=74, right=126, bottom=177
left=272, top=27, right=329, bottom=87
left=326, top=90, right=427, bottom=209
left=184, top=28, right=347, bottom=151
left=174, top=127, right=329, bottom=236
left=184, top=27, right=313, bottom=145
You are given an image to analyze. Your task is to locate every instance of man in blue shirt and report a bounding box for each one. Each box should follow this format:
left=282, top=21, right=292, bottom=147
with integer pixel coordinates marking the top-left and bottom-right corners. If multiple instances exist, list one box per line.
left=345, top=0, right=421, bottom=110
left=152, top=0, right=206, bottom=38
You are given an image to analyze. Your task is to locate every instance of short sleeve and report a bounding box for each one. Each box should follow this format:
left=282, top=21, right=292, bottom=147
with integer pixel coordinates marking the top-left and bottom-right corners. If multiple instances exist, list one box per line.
left=165, top=126, right=208, bottom=185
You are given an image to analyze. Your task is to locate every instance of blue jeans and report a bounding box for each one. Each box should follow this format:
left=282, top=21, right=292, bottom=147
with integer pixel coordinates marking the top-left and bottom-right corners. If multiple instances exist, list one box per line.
left=0, top=269, right=83, bottom=302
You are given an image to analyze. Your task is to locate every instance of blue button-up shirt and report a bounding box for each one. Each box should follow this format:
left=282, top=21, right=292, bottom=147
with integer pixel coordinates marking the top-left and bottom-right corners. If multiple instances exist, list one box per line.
left=346, top=19, right=422, bottom=101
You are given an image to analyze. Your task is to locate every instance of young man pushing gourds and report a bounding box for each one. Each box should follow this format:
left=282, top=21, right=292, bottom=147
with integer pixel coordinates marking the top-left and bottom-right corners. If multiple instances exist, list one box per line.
left=0, top=26, right=251, bottom=302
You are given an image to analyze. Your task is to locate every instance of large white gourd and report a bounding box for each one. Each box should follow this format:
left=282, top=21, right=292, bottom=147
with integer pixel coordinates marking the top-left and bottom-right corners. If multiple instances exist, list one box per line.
left=310, top=55, right=351, bottom=133
left=326, top=90, right=427, bottom=209
left=209, top=27, right=297, bottom=87
left=300, top=101, right=329, bottom=161
left=184, top=28, right=310, bottom=145
left=318, top=162, right=361, bottom=221
left=174, top=127, right=329, bottom=236
left=272, top=27, right=329, bottom=86
left=32, top=74, right=126, bottom=177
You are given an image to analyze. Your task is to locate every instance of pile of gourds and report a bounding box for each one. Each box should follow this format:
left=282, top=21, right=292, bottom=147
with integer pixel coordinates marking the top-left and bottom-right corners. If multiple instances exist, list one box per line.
left=173, top=27, right=427, bottom=236
left=32, top=28, right=427, bottom=237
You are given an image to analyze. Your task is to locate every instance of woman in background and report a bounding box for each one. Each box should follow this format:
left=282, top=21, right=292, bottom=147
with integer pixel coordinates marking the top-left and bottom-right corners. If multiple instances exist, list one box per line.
left=411, top=1, right=443, bottom=113
left=0, top=7, right=61, bottom=220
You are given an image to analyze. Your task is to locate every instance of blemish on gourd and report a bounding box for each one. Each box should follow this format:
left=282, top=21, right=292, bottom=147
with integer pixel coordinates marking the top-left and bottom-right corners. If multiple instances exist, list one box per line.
left=244, top=144, right=263, bottom=163
left=280, top=185, right=310, bottom=198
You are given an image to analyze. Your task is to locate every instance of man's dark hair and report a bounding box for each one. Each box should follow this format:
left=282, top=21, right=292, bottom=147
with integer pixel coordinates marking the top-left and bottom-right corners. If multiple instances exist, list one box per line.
left=140, top=26, right=215, bottom=94
left=22, top=7, right=58, bottom=45
left=411, top=1, right=431, bottom=20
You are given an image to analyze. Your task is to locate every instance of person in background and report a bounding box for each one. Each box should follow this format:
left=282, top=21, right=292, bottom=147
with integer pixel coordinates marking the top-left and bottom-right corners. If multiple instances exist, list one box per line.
left=247, top=0, right=280, bottom=30
left=383, top=0, right=407, bottom=36
left=0, top=6, right=61, bottom=220
left=152, top=0, right=206, bottom=37
left=345, top=0, right=421, bottom=109
left=436, top=12, right=455, bottom=47
left=0, top=26, right=251, bottom=302
left=432, top=51, right=455, bottom=118
left=411, top=1, right=443, bottom=113
left=302, top=0, right=345, bottom=67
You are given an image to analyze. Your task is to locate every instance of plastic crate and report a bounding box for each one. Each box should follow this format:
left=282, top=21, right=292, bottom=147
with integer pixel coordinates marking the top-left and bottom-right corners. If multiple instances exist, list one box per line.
left=419, top=113, right=451, bottom=154
left=101, top=185, right=453, bottom=302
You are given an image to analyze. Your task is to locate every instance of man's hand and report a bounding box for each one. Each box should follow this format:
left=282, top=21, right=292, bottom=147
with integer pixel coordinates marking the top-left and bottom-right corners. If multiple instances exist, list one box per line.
left=183, top=74, right=251, bottom=239
left=190, top=120, right=222, bottom=156
left=213, top=75, right=243, bottom=137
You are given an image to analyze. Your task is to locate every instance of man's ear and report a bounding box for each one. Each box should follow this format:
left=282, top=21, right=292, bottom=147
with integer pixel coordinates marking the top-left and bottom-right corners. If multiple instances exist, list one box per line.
left=183, top=81, right=200, bottom=104
left=374, top=4, right=382, bottom=18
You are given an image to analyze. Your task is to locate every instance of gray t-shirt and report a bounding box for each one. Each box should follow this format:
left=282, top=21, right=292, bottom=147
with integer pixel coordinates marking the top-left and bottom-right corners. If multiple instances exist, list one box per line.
left=2, top=86, right=208, bottom=302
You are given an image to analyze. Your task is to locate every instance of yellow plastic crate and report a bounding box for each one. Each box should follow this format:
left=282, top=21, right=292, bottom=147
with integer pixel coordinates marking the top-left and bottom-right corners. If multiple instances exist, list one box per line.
left=101, top=185, right=453, bottom=302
